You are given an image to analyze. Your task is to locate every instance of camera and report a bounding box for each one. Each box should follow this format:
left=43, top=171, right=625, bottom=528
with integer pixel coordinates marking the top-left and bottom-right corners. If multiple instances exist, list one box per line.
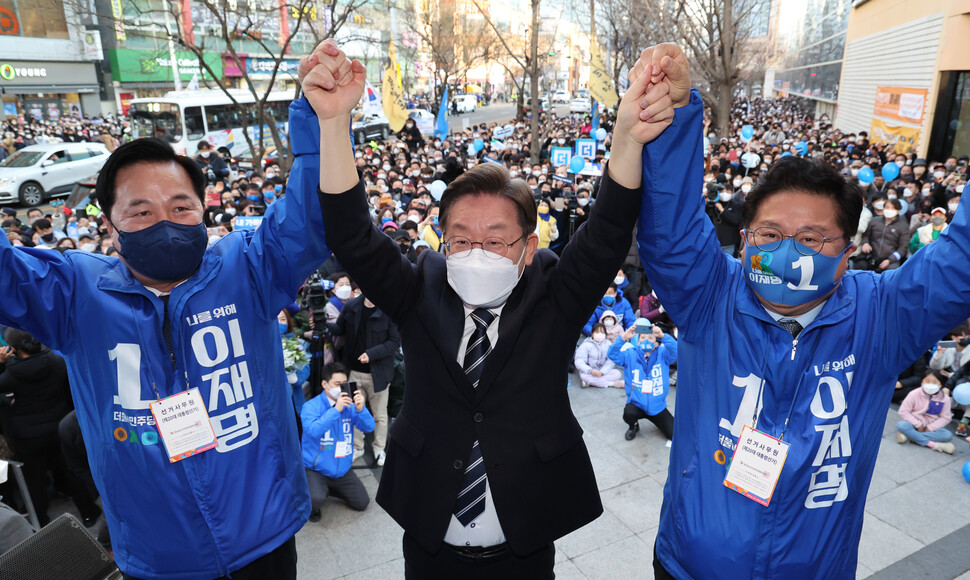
left=341, top=381, right=357, bottom=399
left=302, top=273, right=335, bottom=329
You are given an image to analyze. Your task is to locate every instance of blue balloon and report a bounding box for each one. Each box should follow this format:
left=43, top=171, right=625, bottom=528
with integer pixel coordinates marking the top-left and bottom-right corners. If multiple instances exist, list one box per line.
left=741, top=125, right=754, bottom=141
left=954, top=382, right=970, bottom=405
left=796, top=141, right=808, bottom=155
left=569, top=154, right=586, bottom=174
left=857, top=166, right=875, bottom=185
left=595, top=128, right=608, bottom=141
left=963, top=461, right=970, bottom=484
left=881, top=162, right=900, bottom=181
left=473, top=138, right=484, bottom=152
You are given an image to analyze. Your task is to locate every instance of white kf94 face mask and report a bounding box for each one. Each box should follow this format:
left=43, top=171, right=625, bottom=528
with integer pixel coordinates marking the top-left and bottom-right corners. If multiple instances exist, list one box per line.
left=446, top=248, right=526, bottom=309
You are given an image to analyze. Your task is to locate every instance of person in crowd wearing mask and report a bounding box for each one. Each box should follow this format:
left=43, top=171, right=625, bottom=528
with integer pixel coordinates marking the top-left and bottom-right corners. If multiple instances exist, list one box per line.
left=421, top=206, right=444, bottom=251
left=895, top=370, right=955, bottom=454
left=636, top=43, right=970, bottom=580
left=599, top=311, right=624, bottom=343
left=301, top=363, right=373, bottom=522
left=0, top=328, right=96, bottom=527
left=32, top=218, right=65, bottom=249
left=535, top=198, right=559, bottom=249
left=713, top=178, right=744, bottom=256
left=195, top=140, right=229, bottom=185
left=910, top=207, right=948, bottom=254
left=305, top=38, right=674, bottom=576
left=262, top=181, right=279, bottom=205
left=574, top=322, right=622, bottom=389
left=949, top=195, right=962, bottom=220
left=608, top=320, right=677, bottom=442
left=929, top=325, right=970, bottom=374
left=328, top=291, right=401, bottom=467
left=326, top=273, right=354, bottom=324
left=858, top=198, right=908, bottom=271
left=0, top=69, right=333, bottom=576
left=393, top=230, right=417, bottom=263
left=584, top=284, right=636, bottom=336
left=399, top=118, right=425, bottom=153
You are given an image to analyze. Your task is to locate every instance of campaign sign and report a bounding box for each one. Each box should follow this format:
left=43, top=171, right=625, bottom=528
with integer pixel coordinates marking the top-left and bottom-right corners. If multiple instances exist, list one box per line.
left=551, top=174, right=572, bottom=184
left=234, top=216, right=264, bottom=231
left=575, top=139, right=596, bottom=160
left=493, top=125, right=515, bottom=140
left=579, top=163, right=603, bottom=177
left=551, top=147, right=572, bottom=167
left=482, top=155, right=500, bottom=164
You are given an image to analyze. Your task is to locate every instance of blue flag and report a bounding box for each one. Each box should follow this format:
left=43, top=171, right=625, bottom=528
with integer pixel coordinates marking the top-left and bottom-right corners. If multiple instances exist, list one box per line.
left=591, top=99, right=600, bottom=133
left=435, top=86, right=450, bottom=141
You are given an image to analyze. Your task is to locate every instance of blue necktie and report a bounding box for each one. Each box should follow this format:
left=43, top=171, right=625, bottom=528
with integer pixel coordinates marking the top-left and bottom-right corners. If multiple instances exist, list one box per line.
left=454, top=308, right=494, bottom=526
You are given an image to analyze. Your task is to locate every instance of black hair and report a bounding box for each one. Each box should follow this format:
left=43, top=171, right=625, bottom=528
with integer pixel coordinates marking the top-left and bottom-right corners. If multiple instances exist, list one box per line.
left=321, top=362, right=348, bottom=384
left=742, top=156, right=863, bottom=239
left=3, top=327, right=44, bottom=356
left=95, top=138, right=205, bottom=221
left=590, top=322, right=607, bottom=335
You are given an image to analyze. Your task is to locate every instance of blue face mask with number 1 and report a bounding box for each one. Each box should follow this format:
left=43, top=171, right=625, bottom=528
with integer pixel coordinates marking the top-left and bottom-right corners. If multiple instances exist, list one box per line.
left=743, top=238, right=849, bottom=306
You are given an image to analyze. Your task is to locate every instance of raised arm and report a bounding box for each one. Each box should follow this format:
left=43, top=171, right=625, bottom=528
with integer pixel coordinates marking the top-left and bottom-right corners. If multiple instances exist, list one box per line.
left=0, top=239, right=78, bottom=351
left=877, top=199, right=970, bottom=369
left=636, top=45, right=730, bottom=332
left=300, top=40, right=420, bottom=323
left=548, top=58, right=676, bottom=328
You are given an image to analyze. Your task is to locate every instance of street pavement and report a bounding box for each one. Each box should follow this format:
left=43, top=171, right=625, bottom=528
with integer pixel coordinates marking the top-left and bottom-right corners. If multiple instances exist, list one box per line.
left=293, top=374, right=970, bottom=579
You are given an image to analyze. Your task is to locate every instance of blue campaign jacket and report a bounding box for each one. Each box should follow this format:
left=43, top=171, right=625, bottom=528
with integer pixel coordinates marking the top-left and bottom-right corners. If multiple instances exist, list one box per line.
left=583, top=296, right=636, bottom=335
left=639, top=91, right=970, bottom=580
left=300, top=392, right=375, bottom=478
left=607, top=335, right=677, bottom=415
left=0, top=98, right=330, bottom=579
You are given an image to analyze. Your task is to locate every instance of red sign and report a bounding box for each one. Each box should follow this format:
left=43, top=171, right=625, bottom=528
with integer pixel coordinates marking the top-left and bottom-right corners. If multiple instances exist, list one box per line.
left=223, top=54, right=246, bottom=78
left=119, top=92, right=134, bottom=116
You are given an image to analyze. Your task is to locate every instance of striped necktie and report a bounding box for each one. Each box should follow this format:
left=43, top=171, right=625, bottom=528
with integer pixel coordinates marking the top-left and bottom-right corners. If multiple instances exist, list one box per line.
left=454, top=308, right=494, bottom=526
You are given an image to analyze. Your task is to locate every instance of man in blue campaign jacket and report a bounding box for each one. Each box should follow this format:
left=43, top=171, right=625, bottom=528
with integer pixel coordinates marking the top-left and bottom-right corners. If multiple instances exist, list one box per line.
left=635, top=45, right=970, bottom=579
left=608, top=321, right=677, bottom=442
left=582, top=284, right=636, bottom=336
left=0, top=88, right=331, bottom=577
left=301, top=363, right=374, bottom=521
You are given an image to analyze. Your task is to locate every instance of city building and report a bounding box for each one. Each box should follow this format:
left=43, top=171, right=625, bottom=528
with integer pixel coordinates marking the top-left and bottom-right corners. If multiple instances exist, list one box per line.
left=835, top=0, right=970, bottom=160
left=0, top=0, right=102, bottom=120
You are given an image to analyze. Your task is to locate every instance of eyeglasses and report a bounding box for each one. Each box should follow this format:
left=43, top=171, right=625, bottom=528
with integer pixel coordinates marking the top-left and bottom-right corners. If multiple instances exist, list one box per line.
left=743, top=227, right=845, bottom=256
left=444, top=234, right=525, bottom=259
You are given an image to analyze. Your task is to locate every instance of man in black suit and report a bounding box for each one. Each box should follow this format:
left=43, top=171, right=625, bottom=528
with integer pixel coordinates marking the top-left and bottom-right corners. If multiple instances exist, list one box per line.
left=299, top=40, right=676, bottom=577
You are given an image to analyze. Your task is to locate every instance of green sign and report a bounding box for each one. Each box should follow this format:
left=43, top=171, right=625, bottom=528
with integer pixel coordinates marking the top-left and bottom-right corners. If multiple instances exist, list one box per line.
left=108, top=49, right=223, bottom=83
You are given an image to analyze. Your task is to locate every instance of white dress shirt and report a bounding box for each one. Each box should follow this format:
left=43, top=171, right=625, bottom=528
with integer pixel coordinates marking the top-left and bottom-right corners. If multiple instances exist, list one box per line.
left=765, top=300, right=826, bottom=331
left=443, top=305, right=507, bottom=547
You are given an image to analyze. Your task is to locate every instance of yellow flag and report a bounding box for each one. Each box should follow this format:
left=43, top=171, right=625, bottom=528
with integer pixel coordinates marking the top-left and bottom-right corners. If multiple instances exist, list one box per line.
left=382, top=41, right=409, bottom=132
left=588, top=40, right=617, bottom=108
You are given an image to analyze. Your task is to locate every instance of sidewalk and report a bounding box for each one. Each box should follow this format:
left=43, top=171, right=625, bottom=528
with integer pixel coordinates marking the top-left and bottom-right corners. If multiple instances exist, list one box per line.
left=294, top=377, right=970, bottom=579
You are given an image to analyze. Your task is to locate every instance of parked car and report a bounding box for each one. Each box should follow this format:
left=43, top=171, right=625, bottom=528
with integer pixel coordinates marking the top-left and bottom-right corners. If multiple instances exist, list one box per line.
left=407, top=109, right=436, bottom=137
left=570, top=97, right=592, bottom=114
left=452, top=94, right=478, bottom=113
left=352, top=111, right=393, bottom=143
left=552, top=90, right=571, bottom=104
left=0, top=143, right=110, bottom=207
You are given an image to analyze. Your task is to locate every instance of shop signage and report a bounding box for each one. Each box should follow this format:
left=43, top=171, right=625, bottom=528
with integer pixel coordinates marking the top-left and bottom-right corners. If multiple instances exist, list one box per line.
left=109, top=49, right=223, bottom=83
left=0, top=63, right=48, bottom=80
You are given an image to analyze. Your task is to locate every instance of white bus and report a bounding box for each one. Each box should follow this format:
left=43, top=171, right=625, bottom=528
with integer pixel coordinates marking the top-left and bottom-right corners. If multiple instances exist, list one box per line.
left=128, top=90, right=294, bottom=159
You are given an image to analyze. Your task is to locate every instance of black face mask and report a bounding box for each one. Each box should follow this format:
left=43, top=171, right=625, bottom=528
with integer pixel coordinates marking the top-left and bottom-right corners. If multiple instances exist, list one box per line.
left=398, top=243, right=410, bottom=255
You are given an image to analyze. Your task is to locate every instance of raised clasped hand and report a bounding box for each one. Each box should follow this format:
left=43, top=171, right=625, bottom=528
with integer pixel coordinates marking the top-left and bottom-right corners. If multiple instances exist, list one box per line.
left=298, top=39, right=368, bottom=122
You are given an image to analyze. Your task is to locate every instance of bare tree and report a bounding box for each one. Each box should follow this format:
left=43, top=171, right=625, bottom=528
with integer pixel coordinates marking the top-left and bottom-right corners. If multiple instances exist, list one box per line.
left=469, top=0, right=546, bottom=164
left=70, top=0, right=368, bottom=176
left=594, top=0, right=649, bottom=92
left=405, top=0, right=500, bottom=110
left=635, top=0, right=765, bottom=139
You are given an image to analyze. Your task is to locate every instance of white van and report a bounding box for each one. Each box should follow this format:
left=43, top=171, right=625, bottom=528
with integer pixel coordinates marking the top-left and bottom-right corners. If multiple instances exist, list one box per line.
left=452, top=95, right=478, bottom=113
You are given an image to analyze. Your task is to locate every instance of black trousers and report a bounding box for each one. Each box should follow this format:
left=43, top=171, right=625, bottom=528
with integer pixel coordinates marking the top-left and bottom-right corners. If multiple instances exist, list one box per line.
left=403, top=533, right=555, bottom=580
left=57, top=411, right=102, bottom=520
left=10, top=432, right=80, bottom=526
left=122, top=535, right=297, bottom=580
left=654, top=544, right=677, bottom=579
left=623, top=403, right=675, bottom=440
left=305, top=468, right=369, bottom=511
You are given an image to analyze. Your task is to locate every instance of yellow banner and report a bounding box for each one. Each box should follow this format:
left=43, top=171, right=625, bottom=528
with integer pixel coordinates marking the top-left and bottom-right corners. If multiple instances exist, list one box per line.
left=382, top=41, right=408, bottom=132
left=588, top=40, right=617, bottom=108
left=870, top=118, right=920, bottom=154
left=110, top=0, right=126, bottom=42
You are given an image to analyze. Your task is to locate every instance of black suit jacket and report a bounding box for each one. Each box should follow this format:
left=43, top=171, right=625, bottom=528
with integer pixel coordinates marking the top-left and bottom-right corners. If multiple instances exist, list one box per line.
left=328, top=295, right=401, bottom=392
left=320, top=170, right=641, bottom=556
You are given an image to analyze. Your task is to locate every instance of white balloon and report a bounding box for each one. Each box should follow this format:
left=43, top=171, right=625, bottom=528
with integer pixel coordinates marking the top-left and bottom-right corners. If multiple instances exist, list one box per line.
left=741, top=152, right=761, bottom=169
left=429, top=180, right=447, bottom=200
